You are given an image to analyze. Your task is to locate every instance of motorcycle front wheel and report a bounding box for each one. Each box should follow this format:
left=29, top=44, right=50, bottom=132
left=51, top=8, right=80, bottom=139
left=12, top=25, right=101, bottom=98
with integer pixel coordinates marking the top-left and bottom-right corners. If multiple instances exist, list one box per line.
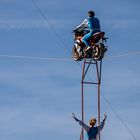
left=72, top=46, right=82, bottom=61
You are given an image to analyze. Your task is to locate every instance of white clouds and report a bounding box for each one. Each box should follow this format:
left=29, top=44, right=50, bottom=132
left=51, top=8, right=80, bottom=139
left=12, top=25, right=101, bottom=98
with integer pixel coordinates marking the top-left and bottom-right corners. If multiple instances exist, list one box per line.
left=0, top=20, right=49, bottom=30
left=104, top=19, right=140, bottom=30
left=0, top=97, right=78, bottom=139
left=0, top=0, right=17, bottom=3
left=0, top=19, right=72, bottom=30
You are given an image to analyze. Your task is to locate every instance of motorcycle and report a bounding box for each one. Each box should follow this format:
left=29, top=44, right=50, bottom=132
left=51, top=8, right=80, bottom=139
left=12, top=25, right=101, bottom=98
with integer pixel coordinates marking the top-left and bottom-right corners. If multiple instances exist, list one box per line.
left=72, top=27, right=108, bottom=61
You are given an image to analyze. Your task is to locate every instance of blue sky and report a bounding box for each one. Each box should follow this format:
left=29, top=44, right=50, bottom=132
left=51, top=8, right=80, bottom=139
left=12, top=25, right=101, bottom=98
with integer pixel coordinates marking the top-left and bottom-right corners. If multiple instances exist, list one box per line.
left=0, top=0, right=140, bottom=140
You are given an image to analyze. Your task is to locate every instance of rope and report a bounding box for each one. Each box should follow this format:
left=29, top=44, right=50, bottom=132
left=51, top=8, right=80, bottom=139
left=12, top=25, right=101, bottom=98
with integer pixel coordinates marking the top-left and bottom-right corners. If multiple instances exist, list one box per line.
left=105, top=51, right=140, bottom=59
left=0, top=54, right=72, bottom=62
left=100, top=93, right=137, bottom=140
left=0, top=50, right=139, bottom=61
left=31, top=0, right=71, bottom=54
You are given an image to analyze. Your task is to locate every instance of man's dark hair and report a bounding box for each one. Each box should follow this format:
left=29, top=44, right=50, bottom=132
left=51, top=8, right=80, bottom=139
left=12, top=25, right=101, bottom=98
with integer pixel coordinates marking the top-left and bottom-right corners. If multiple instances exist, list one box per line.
left=88, top=11, right=95, bottom=17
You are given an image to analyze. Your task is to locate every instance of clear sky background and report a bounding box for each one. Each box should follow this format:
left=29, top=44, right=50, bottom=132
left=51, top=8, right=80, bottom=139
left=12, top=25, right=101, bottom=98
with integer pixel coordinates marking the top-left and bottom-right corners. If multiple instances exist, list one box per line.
left=0, top=0, right=140, bottom=140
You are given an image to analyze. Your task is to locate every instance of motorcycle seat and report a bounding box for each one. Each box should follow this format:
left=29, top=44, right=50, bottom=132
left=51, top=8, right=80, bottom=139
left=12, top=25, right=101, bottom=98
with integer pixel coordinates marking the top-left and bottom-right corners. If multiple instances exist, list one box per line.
left=92, top=32, right=105, bottom=43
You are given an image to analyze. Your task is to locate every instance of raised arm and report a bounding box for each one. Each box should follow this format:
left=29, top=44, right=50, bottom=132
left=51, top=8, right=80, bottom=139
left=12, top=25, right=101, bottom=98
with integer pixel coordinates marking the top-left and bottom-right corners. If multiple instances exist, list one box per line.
left=72, top=113, right=90, bottom=132
left=76, top=19, right=88, bottom=29
left=97, top=114, right=107, bottom=132
left=73, top=19, right=88, bottom=31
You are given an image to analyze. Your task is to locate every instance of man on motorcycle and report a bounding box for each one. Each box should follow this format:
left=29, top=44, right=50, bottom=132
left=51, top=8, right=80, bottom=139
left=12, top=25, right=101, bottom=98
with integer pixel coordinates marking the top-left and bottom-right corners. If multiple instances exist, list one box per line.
left=74, top=11, right=101, bottom=51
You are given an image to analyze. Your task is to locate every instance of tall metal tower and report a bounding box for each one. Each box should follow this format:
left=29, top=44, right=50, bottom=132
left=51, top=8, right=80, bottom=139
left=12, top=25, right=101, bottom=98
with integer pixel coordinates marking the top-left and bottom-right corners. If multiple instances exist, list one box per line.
left=81, top=58, right=102, bottom=140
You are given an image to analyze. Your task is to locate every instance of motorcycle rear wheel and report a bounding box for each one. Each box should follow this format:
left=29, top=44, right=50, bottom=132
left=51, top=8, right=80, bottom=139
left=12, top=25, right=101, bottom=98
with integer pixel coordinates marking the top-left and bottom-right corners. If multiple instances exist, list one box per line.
left=93, top=43, right=105, bottom=60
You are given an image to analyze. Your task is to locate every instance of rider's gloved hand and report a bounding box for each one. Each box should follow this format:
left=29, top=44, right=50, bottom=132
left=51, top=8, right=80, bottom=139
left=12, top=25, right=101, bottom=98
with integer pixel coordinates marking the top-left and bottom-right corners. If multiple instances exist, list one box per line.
left=73, top=28, right=77, bottom=32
